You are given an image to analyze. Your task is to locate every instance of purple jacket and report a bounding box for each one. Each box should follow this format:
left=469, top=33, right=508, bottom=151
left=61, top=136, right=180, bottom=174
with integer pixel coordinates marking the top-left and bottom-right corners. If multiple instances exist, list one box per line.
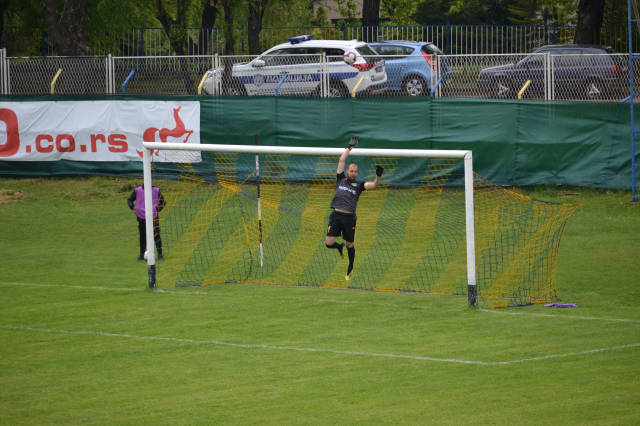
left=128, top=186, right=162, bottom=219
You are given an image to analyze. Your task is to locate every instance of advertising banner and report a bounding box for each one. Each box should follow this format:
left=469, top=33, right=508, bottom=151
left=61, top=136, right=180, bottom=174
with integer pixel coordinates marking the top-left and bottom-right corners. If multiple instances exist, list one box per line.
left=0, top=101, right=200, bottom=162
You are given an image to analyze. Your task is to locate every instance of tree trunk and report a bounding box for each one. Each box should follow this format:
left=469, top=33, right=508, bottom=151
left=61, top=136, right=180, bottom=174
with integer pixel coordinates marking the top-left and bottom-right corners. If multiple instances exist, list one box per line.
left=221, top=0, right=235, bottom=56
left=247, top=10, right=262, bottom=55
left=247, top=0, right=267, bottom=55
left=574, top=0, right=606, bottom=44
left=221, top=0, right=236, bottom=94
left=44, top=0, right=90, bottom=56
left=0, top=0, right=10, bottom=44
left=361, top=0, right=380, bottom=42
left=156, top=0, right=195, bottom=93
left=199, top=0, right=219, bottom=55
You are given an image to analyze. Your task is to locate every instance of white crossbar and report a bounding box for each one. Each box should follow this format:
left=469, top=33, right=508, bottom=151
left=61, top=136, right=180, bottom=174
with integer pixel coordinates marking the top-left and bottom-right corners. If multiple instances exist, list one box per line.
left=143, top=142, right=471, bottom=159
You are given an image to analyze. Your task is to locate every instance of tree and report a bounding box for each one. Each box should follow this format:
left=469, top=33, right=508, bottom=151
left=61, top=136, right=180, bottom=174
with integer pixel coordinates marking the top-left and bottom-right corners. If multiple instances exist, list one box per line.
left=247, top=0, right=269, bottom=55
left=335, top=0, right=359, bottom=25
left=220, top=0, right=237, bottom=93
left=0, top=0, right=11, bottom=44
left=155, top=0, right=193, bottom=56
left=361, top=0, right=380, bottom=42
left=574, top=0, right=606, bottom=44
left=198, top=0, right=218, bottom=55
left=44, top=0, right=90, bottom=55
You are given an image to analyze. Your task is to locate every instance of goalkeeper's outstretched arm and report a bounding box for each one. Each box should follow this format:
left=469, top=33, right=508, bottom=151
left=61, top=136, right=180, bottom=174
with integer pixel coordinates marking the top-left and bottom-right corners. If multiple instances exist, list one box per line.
left=337, top=136, right=360, bottom=174
left=365, top=165, right=384, bottom=190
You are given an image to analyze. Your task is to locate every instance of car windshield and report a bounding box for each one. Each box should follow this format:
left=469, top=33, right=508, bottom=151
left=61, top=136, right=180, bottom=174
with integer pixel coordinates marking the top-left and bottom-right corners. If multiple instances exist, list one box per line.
left=258, top=48, right=293, bottom=66
left=371, top=45, right=413, bottom=58
left=605, top=47, right=619, bottom=54
left=356, top=45, right=379, bottom=63
left=324, top=48, right=346, bottom=62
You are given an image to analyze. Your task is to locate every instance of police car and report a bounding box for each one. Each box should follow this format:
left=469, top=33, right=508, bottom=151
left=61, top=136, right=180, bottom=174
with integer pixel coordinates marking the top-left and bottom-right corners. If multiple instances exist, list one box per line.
left=202, top=35, right=387, bottom=97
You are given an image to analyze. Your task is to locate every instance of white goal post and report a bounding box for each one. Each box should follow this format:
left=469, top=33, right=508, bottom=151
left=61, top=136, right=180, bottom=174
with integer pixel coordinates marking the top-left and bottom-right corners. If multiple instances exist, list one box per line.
left=142, top=142, right=477, bottom=306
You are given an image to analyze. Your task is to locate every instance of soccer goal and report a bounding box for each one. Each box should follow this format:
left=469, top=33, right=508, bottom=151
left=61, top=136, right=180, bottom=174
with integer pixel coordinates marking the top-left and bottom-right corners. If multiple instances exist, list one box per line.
left=142, top=141, right=576, bottom=308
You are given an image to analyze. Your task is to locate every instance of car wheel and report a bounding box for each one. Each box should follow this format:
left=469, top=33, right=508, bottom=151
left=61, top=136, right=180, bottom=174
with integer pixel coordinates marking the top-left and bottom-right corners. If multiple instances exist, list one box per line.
left=584, top=79, right=603, bottom=100
left=403, top=75, right=428, bottom=97
left=328, top=80, right=349, bottom=97
left=224, top=79, right=247, bottom=96
left=226, top=86, right=247, bottom=96
left=493, top=79, right=511, bottom=98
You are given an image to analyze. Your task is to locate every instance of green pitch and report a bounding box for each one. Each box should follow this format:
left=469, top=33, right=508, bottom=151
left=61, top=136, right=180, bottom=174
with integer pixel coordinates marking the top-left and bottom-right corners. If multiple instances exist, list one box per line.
left=0, top=177, right=638, bottom=425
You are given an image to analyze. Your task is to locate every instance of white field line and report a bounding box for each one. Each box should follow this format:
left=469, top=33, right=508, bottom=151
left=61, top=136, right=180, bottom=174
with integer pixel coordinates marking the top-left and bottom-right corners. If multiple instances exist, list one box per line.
left=477, top=308, right=635, bottom=322
left=2, top=281, right=638, bottom=323
left=1, top=325, right=639, bottom=366
left=0, top=281, right=455, bottom=311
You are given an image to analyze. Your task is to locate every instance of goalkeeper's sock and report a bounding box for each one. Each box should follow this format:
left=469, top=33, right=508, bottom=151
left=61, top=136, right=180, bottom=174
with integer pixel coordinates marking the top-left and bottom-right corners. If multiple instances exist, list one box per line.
left=347, top=246, right=355, bottom=265
left=326, top=242, right=345, bottom=258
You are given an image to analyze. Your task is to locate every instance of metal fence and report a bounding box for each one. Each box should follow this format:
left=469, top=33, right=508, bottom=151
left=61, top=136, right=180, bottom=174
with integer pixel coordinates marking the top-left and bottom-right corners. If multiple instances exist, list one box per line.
left=0, top=49, right=636, bottom=103
left=1, top=25, right=637, bottom=58
left=3, top=56, right=110, bottom=95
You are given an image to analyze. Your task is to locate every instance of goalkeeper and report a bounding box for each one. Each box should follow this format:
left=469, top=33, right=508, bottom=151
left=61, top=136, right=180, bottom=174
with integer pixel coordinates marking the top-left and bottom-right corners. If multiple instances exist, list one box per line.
left=325, top=136, right=383, bottom=281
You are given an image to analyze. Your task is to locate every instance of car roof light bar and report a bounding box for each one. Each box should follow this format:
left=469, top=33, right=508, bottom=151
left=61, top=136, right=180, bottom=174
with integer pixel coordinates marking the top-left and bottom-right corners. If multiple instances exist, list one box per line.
left=289, top=35, right=313, bottom=44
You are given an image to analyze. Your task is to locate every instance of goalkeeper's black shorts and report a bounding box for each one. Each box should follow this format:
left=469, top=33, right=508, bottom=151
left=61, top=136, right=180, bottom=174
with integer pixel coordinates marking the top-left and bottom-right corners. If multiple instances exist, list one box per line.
left=326, top=210, right=357, bottom=243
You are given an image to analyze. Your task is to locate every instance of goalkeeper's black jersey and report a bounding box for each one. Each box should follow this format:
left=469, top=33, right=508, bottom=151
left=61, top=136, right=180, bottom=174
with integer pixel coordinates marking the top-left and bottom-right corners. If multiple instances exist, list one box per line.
left=330, top=172, right=366, bottom=212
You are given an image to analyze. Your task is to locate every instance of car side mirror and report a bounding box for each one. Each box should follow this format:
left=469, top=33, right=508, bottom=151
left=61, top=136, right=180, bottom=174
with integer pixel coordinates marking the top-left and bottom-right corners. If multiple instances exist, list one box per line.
left=253, top=59, right=265, bottom=68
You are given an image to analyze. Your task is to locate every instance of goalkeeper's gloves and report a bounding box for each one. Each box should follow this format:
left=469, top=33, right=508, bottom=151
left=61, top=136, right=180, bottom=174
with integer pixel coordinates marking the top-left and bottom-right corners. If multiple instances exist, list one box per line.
left=376, top=165, right=384, bottom=177
left=348, top=136, right=359, bottom=150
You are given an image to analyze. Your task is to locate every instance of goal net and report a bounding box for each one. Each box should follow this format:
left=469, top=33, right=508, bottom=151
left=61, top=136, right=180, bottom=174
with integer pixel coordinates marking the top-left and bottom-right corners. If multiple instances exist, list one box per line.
left=143, top=142, right=577, bottom=308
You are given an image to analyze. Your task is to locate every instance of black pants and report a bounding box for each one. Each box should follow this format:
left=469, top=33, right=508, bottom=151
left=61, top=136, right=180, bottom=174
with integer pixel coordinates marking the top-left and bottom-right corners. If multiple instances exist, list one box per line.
left=138, top=217, right=162, bottom=255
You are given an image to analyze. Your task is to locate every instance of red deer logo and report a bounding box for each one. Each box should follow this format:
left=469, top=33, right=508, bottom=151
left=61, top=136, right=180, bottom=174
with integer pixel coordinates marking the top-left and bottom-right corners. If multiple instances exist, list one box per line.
left=137, top=107, right=193, bottom=157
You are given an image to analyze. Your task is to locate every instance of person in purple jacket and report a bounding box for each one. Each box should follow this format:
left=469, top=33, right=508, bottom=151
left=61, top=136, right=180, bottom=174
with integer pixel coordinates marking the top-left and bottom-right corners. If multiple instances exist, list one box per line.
left=127, top=179, right=165, bottom=261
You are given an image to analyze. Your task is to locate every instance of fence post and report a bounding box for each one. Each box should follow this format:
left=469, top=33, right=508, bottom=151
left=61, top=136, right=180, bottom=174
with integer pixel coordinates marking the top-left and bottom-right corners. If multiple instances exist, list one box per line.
left=139, top=25, right=143, bottom=56
left=446, top=22, right=450, bottom=55
left=0, top=48, right=5, bottom=95
left=343, top=23, right=346, bottom=40
left=242, top=24, right=245, bottom=54
left=553, top=22, right=556, bottom=45
left=41, top=31, right=46, bottom=57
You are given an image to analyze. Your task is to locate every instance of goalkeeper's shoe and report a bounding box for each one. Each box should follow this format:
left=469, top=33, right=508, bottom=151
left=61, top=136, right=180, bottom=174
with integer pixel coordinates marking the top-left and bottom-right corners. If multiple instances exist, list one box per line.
left=158, top=254, right=165, bottom=261
left=337, top=243, right=345, bottom=258
left=345, top=264, right=354, bottom=281
left=136, top=254, right=144, bottom=261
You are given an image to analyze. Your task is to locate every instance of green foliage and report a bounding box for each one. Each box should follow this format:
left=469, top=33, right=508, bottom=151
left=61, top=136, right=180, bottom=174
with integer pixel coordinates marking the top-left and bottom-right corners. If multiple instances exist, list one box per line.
left=411, top=0, right=602, bottom=27
left=309, top=4, right=329, bottom=27
left=334, top=0, right=360, bottom=26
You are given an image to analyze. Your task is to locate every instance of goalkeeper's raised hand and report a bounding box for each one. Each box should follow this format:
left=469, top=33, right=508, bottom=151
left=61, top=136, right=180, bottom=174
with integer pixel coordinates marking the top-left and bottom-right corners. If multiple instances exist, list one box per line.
left=348, top=136, right=359, bottom=150
left=376, top=165, right=384, bottom=177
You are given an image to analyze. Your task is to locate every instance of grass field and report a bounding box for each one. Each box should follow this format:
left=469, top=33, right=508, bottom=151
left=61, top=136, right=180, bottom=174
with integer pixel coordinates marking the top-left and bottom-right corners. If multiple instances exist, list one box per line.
left=1, top=177, right=639, bottom=425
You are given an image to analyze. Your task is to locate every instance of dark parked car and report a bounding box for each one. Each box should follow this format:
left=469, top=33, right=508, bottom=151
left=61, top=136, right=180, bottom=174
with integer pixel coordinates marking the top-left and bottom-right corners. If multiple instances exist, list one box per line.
left=369, top=40, right=452, bottom=96
left=477, top=44, right=627, bottom=100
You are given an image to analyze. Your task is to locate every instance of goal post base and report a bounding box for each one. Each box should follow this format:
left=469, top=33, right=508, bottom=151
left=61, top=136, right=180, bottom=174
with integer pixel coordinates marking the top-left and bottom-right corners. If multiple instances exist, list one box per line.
left=148, top=264, right=156, bottom=288
left=468, top=284, right=477, bottom=307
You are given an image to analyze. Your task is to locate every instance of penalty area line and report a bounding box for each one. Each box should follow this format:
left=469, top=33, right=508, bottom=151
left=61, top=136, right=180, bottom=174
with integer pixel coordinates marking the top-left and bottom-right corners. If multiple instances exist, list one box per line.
left=1, top=325, right=639, bottom=366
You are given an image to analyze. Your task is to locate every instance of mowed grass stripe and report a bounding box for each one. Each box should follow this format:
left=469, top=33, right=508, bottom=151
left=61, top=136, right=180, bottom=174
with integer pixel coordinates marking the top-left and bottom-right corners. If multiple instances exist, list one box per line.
left=2, top=281, right=638, bottom=366
left=2, top=325, right=639, bottom=366
left=2, top=280, right=639, bottom=322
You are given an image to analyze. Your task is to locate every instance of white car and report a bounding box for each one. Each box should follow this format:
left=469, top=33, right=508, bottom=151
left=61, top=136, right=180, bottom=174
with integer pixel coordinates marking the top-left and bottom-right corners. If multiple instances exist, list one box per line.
left=202, top=35, right=387, bottom=97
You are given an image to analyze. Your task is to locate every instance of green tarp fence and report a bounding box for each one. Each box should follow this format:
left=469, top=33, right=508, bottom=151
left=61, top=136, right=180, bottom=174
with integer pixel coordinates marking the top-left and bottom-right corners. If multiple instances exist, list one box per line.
left=0, top=95, right=635, bottom=189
